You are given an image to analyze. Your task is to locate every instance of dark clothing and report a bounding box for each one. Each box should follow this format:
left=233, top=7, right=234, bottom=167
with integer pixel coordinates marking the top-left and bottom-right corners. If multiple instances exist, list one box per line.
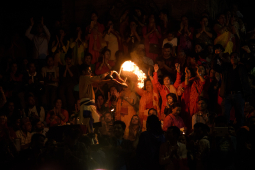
left=226, top=65, right=243, bottom=93
left=213, top=61, right=251, bottom=100
left=23, top=72, right=44, bottom=96
left=59, top=65, right=80, bottom=86
left=136, top=131, right=165, bottom=170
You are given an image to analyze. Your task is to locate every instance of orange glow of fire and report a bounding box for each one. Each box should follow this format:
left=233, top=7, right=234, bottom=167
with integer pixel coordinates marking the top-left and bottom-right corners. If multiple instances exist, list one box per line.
left=121, top=61, right=147, bottom=88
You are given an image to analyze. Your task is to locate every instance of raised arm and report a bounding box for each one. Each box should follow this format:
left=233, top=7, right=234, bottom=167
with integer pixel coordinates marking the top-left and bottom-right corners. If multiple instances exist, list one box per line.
left=25, top=18, right=35, bottom=40
left=152, top=64, right=164, bottom=91
left=41, top=17, right=50, bottom=42
left=173, top=63, right=182, bottom=89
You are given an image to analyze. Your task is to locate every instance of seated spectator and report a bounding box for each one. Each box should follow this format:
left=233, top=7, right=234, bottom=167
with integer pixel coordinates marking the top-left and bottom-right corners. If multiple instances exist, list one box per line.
left=159, top=126, right=189, bottom=170
left=195, top=16, right=213, bottom=46
left=136, top=115, right=165, bottom=170
left=25, top=17, right=50, bottom=60
left=162, top=32, right=178, bottom=56
left=206, top=44, right=214, bottom=64
left=163, top=102, right=185, bottom=131
left=192, top=97, right=216, bottom=129
left=195, top=43, right=204, bottom=54
left=46, top=99, right=69, bottom=127
left=41, top=55, right=59, bottom=110
left=23, top=95, right=45, bottom=122
left=23, top=62, right=44, bottom=98
left=95, top=94, right=106, bottom=116
left=214, top=44, right=230, bottom=63
left=15, top=118, right=32, bottom=150
left=128, top=115, right=141, bottom=141
left=99, top=112, right=114, bottom=136
left=31, top=119, right=48, bottom=137
left=5, top=101, right=21, bottom=126
left=59, top=54, right=79, bottom=113
left=95, top=48, right=115, bottom=75
left=193, top=123, right=210, bottom=170
left=164, top=93, right=178, bottom=116
left=51, top=28, right=69, bottom=66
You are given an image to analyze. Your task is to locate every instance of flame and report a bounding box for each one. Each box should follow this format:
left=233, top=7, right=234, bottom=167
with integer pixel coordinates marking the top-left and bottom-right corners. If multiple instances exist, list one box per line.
left=121, top=61, right=147, bottom=88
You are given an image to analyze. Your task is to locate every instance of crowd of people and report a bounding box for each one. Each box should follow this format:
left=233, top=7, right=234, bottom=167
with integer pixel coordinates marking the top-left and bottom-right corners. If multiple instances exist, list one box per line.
left=1, top=3, right=255, bottom=170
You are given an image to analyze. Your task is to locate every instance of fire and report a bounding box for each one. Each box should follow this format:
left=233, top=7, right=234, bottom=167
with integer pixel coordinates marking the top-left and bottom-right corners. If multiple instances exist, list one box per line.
left=121, top=61, right=147, bottom=88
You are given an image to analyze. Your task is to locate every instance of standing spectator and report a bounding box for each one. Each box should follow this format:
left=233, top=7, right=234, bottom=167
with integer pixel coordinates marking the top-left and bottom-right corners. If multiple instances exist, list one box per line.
left=104, top=20, right=121, bottom=61
left=86, top=11, right=105, bottom=64
left=51, top=28, right=69, bottom=66
left=162, top=32, right=178, bottom=56
left=46, top=99, right=69, bottom=127
left=213, top=52, right=251, bottom=127
left=99, top=112, right=114, bottom=136
left=59, top=54, right=79, bottom=113
left=95, top=48, right=115, bottom=75
left=195, top=16, right=213, bottom=46
left=70, top=26, right=87, bottom=66
left=125, top=21, right=141, bottom=53
left=41, top=55, right=59, bottom=110
left=25, top=17, right=50, bottom=60
left=159, top=126, right=189, bottom=170
left=214, top=14, right=234, bottom=54
left=135, top=78, right=160, bottom=131
left=153, top=63, right=181, bottom=120
left=163, top=102, right=185, bottom=131
left=177, top=16, right=194, bottom=54
left=15, top=118, right=32, bottom=150
left=23, top=95, right=45, bottom=123
left=159, top=9, right=171, bottom=38
left=31, top=119, right=47, bottom=137
left=143, top=14, right=162, bottom=62
left=116, top=80, right=138, bottom=139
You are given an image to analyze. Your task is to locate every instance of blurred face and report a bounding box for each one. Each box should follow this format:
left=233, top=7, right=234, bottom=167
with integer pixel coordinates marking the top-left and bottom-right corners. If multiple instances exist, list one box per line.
left=208, top=46, right=214, bottom=54
left=178, top=51, right=185, bottom=59
left=172, top=107, right=181, bottom=116
left=66, top=57, right=72, bottom=66
left=215, top=48, right=222, bottom=54
left=11, top=63, right=18, bottom=73
left=36, top=26, right=43, bottom=34
left=177, top=85, right=183, bottom=96
left=230, top=54, right=239, bottom=65
left=218, top=15, right=226, bottom=25
left=135, top=9, right=141, bottom=16
left=29, top=63, right=36, bottom=73
left=8, top=102, right=14, bottom=112
left=15, top=119, right=20, bottom=127
left=104, top=113, right=113, bottom=123
left=145, top=81, right=152, bottom=92
left=201, top=18, right=208, bottom=27
left=131, top=116, right=139, bottom=125
left=47, top=57, right=54, bottom=67
left=84, top=55, right=92, bottom=65
left=114, top=124, right=124, bottom=138
left=149, top=15, right=155, bottom=23
left=55, top=99, right=62, bottom=109
left=164, top=76, right=171, bottom=85
left=167, top=96, right=174, bottom=105
left=36, top=121, right=43, bottom=130
left=110, top=87, right=117, bottom=96
left=179, top=135, right=187, bottom=144
left=209, top=69, right=215, bottom=78
left=190, top=57, right=196, bottom=65
left=91, top=13, right=98, bottom=22
left=130, top=21, right=136, bottom=29
left=182, top=17, right=188, bottom=26
left=198, top=100, right=207, bottom=111
left=97, top=96, right=104, bottom=106
left=197, top=66, right=205, bottom=76
left=104, top=51, right=111, bottom=60
left=24, top=122, right=32, bottom=132
left=0, top=116, right=6, bottom=126
left=167, top=33, right=174, bottom=41
left=137, top=44, right=145, bottom=56
left=163, top=48, right=171, bottom=58
left=108, top=21, right=113, bottom=28
left=228, top=126, right=236, bottom=136
left=28, top=96, right=35, bottom=106
left=195, top=44, right=203, bottom=53
left=148, top=109, right=157, bottom=116
left=59, top=29, right=65, bottom=36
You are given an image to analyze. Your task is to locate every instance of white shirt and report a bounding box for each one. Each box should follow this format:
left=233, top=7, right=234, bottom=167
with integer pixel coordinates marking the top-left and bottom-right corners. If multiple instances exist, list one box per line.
left=23, top=106, right=45, bottom=122
left=162, top=38, right=178, bottom=48
left=192, top=111, right=209, bottom=129
left=25, top=25, right=50, bottom=59
left=41, top=66, right=59, bottom=87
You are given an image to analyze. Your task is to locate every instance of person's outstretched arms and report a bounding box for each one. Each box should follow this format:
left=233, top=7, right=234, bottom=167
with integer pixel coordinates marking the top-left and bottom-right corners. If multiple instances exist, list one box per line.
left=25, top=17, right=35, bottom=40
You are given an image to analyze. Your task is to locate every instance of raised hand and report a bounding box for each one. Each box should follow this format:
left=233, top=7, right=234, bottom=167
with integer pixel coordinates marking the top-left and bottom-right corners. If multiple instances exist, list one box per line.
left=175, top=63, right=181, bottom=73
left=154, top=64, right=159, bottom=72
left=30, top=17, right=34, bottom=26
left=185, top=67, right=190, bottom=77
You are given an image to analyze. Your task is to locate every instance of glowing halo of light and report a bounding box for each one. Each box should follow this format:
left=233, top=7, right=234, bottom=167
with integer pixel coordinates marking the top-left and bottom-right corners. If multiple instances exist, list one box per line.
left=120, top=60, right=147, bottom=88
